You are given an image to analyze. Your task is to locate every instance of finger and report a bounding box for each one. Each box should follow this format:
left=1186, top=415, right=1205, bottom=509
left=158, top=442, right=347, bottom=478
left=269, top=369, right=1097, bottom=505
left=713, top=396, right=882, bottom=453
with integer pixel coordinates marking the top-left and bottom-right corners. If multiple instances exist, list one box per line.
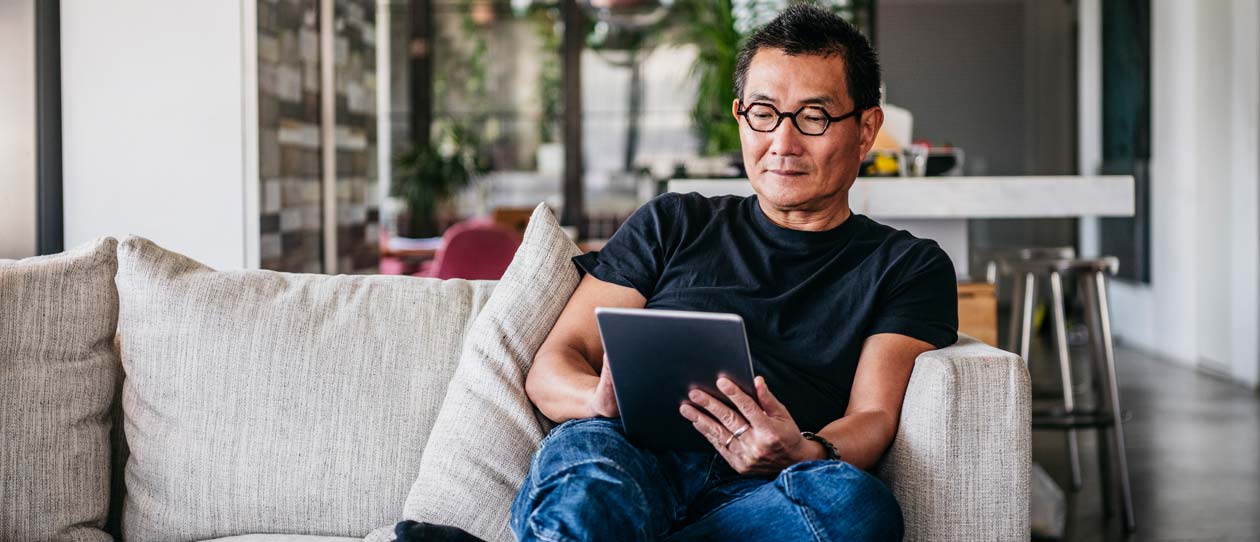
left=590, top=364, right=619, bottom=418
left=598, top=373, right=615, bottom=405
left=600, top=365, right=614, bottom=387
left=716, top=377, right=769, bottom=425
left=679, top=403, right=732, bottom=449
left=687, top=388, right=748, bottom=433
left=681, top=404, right=750, bottom=470
left=754, top=376, right=790, bottom=417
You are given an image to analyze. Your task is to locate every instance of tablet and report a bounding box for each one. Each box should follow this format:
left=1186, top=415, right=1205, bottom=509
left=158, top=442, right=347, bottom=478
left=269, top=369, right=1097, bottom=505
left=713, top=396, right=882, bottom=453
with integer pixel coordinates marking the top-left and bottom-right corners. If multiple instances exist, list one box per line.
left=594, top=307, right=757, bottom=452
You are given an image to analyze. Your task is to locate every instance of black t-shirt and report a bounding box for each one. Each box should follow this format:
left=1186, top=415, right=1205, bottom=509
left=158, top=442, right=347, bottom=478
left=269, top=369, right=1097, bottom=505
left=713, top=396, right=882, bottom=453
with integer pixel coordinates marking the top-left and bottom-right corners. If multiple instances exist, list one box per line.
left=574, top=192, right=958, bottom=433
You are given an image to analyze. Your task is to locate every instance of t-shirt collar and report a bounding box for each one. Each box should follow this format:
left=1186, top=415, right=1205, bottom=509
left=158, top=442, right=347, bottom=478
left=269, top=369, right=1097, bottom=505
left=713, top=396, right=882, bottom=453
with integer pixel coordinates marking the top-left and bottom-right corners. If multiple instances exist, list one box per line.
left=748, top=194, right=862, bottom=248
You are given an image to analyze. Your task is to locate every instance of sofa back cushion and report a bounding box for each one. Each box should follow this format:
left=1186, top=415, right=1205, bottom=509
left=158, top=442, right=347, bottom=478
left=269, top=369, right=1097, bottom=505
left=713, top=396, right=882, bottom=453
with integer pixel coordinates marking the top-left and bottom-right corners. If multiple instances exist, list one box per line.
left=114, top=237, right=495, bottom=542
left=366, top=203, right=581, bottom=542
left=0, top=238, right=119, bottom=542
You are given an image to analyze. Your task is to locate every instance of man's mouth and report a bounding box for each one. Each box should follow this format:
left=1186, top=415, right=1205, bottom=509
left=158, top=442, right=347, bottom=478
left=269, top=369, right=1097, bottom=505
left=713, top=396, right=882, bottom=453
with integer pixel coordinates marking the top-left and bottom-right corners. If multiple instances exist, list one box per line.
left=768, top=169, right=806, bottom=177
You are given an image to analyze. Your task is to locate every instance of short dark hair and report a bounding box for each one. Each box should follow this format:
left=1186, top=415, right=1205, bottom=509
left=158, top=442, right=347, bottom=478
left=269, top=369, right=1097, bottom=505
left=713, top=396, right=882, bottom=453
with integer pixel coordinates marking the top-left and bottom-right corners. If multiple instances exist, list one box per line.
left=733, top=3, right=881, bottom=112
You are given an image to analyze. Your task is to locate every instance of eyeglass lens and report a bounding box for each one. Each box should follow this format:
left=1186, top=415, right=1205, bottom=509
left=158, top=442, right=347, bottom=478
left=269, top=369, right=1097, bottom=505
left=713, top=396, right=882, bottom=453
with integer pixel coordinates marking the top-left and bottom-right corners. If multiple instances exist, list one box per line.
left=743, top=104, right=831, bottom=135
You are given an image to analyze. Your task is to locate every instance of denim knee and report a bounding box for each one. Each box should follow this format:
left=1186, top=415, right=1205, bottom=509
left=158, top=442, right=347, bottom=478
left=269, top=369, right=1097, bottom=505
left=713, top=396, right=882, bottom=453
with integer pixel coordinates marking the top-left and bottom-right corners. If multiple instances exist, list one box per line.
left=543, top=416, right=624, bottom=444
left=533, top=417, right=632, bottom=460
left=512, top=417, right=676, bottom=542
left=776, top=461, right=904, bottom=541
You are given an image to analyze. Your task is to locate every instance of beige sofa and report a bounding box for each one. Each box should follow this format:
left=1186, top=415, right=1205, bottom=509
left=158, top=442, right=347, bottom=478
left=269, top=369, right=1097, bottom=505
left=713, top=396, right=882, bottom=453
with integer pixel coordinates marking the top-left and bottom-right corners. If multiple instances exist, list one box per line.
left=0, top=204, right=1030, bottom=542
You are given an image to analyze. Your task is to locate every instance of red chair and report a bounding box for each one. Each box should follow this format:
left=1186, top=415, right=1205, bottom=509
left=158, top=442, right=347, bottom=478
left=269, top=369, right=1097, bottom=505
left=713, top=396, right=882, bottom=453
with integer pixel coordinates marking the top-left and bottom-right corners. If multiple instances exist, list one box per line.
left=414, top=219, right=522, bottom=280
left=380, top=256, right=413, bottom=275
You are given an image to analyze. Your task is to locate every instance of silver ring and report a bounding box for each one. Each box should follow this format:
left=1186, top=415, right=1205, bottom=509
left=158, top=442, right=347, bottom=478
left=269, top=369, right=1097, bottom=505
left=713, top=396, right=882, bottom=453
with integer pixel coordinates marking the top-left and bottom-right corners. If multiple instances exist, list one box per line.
left=723, top=424, right=750, bottom=449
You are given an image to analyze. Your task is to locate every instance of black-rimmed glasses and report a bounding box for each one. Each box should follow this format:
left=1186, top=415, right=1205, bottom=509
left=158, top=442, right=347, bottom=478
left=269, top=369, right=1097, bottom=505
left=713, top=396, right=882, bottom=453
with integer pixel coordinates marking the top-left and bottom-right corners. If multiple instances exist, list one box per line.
left=736, top=101, right=861, bottom=136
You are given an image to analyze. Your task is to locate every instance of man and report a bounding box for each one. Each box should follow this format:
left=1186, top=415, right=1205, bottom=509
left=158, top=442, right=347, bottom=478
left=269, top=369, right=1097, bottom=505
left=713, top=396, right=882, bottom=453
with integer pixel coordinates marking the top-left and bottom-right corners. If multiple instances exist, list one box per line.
left=401, top=5, right=958, bottom=542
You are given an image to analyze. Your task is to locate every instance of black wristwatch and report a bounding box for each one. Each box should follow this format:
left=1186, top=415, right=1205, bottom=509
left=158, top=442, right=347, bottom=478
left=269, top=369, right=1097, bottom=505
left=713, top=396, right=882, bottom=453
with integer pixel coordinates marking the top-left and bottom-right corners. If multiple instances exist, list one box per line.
left=801, top=432, right=841, bottom=461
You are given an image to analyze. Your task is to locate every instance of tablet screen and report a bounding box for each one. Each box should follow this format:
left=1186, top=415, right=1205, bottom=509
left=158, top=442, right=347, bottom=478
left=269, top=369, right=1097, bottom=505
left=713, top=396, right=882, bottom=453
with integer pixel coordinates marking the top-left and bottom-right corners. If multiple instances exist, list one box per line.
left=595, top=307, right=757, bottom=452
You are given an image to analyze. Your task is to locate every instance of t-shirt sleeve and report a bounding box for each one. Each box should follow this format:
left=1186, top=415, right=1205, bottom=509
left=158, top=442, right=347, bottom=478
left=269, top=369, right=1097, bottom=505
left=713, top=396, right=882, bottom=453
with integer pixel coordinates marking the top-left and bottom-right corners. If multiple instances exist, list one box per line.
left=867, top=241, right=959, bottom=349
left=571, top=194, right=680, bottom=299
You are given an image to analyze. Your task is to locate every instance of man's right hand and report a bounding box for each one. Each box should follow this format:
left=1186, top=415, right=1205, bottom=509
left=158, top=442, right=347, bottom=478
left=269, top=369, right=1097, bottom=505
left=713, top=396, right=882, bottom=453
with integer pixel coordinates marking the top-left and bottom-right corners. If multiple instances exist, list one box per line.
left=587, top=354, right=620, bottom=418
left=526, top=274, right=644, bottom=424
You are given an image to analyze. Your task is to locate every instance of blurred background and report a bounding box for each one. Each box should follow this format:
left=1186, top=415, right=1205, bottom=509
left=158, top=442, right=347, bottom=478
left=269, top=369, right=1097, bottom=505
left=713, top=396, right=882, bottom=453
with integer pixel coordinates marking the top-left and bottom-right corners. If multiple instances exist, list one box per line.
left=1, top=0, right=1257, bottom=540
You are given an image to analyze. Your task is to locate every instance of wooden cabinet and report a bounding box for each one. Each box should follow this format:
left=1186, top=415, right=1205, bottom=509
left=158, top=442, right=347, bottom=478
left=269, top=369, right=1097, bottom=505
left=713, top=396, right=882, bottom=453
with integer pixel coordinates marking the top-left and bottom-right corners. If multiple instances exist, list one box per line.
left=957, top=282, right=998, bottom=346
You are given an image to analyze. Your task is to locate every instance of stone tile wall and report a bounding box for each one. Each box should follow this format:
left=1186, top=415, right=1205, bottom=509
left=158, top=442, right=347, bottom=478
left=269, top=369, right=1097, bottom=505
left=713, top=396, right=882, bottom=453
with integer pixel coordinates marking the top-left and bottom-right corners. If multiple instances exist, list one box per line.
left=257, top=0, right=379, bottom=273
left=333, top=0, right=380, bottom=273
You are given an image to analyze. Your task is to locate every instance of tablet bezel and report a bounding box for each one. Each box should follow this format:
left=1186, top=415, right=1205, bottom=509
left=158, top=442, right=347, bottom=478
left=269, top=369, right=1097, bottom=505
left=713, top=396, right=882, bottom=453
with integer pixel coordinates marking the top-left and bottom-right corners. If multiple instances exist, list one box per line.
left=594, top=307, right=758, bottom=452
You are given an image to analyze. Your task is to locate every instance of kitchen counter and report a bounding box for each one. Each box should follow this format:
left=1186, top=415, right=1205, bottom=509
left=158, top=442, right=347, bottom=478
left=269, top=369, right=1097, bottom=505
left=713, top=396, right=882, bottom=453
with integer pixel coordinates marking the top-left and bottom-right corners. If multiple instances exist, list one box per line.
left=667, top=176, right=1136, bottom=277
left=669, top=176, right=1135, bottom=218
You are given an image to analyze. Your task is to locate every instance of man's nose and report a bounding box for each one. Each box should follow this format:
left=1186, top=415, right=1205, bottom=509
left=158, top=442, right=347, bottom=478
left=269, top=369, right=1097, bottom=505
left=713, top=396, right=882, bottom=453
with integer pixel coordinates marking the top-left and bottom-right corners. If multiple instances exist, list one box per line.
left=768, top=120, right=805, bottom=156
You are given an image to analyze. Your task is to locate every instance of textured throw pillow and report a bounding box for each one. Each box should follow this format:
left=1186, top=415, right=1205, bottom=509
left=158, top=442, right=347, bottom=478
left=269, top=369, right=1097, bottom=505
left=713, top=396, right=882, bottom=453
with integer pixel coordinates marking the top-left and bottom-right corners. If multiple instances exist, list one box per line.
left=0, top=237, right=120, bottom=542
left=113, top=237, right=496, bottom=542
left=366, top=203, right=581, bottom=542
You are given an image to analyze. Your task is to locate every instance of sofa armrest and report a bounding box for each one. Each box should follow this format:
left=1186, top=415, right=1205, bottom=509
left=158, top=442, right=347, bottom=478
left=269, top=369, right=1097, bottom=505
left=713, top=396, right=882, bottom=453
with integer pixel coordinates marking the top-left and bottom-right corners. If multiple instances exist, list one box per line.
left=877, top=334, right=1031, bottom=541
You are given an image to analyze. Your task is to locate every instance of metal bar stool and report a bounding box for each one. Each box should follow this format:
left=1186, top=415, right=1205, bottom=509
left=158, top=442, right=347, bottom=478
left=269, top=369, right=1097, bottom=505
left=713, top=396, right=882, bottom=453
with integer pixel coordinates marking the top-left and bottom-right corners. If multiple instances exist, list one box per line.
left=1000, top=247, right=1083, bottom=490
left=1003, top=255, right=1136, bottom=533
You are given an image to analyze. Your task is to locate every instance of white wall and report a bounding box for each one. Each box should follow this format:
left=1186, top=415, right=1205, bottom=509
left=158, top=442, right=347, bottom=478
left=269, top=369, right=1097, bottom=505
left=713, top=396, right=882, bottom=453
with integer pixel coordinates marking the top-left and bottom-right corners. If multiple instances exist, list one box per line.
left=1077, top=0, right=1101, bottom=258
left=1088, top=0, right=1260, bottom=388
left=1192, top=2, right=1233, bottom=373
left=1226, top=0, right=1260, bottom=386
left=0, top=0, right=37, bottom=259
left=61, top=0, right=253, bottom=270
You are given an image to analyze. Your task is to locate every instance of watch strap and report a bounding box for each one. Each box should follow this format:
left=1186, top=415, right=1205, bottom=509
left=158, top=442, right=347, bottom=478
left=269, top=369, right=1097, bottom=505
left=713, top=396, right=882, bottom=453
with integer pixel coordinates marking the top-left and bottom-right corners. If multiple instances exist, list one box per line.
left=801, top=431, right=841, bottom=461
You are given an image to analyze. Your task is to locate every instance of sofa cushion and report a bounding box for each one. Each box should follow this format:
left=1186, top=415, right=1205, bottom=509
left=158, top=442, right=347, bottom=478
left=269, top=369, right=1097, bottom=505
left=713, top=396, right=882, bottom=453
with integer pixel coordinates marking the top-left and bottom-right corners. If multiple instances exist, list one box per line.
left=367, top=203, right=580, bottom=542
left=113, top=237, right=495, bottom=542
left=203, top=536, right=361, bottom=542
left=876, top=334, right=1031, bottom=541
left=0, top=238, right=119, bottom=542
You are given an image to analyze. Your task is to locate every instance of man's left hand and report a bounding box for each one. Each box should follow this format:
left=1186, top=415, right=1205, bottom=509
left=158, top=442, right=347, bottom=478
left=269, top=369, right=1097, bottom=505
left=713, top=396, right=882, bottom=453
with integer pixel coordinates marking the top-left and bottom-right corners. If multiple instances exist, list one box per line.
left=679, top=375, right=823, bottom=475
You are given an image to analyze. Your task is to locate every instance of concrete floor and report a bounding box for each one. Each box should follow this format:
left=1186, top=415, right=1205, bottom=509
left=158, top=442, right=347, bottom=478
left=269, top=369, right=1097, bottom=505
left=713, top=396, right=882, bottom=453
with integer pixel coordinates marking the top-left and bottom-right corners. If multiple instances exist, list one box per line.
left=1025, top=338, right=1260, bottom=541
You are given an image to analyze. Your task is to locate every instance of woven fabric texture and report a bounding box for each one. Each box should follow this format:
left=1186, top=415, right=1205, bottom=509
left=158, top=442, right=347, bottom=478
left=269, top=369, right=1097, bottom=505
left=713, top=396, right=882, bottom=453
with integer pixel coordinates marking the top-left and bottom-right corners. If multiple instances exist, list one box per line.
left=0, top=237, right=119, bottom=542
left=204, top=536, right=362, bottom=542
left=114, top=236, right=494, bottom=542
left=877, top=334, right=1031, bottom=541
left=369, top=204, right=580, bottom=542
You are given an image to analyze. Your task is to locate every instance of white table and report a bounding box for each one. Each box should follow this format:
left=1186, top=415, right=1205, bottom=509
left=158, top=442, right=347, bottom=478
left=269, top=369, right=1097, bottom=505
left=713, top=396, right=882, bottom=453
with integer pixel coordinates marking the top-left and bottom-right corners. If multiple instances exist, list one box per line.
left=667, top=176, right=1136, bottom=277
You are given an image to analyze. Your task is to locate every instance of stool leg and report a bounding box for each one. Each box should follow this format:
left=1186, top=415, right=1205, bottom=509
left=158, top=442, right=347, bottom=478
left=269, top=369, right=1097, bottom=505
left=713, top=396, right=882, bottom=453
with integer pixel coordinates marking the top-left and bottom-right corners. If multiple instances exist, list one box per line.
left=1093, top=270, right=1137, bottom=532
left=1007, top=269, right=1026, bottom=355
left=1019, top=272, right=1037, bottom=362
left=1080, top=273, right=1115, bottom=518
left=1049, top=270, right=1083, bottom=491
left=1097, top=425, right=1115, bottom=518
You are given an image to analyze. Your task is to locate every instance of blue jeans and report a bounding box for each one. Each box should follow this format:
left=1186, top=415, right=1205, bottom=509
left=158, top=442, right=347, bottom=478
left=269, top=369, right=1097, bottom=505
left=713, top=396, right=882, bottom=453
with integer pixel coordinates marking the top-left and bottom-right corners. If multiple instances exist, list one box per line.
left=510, top=417, right=903, bottom=542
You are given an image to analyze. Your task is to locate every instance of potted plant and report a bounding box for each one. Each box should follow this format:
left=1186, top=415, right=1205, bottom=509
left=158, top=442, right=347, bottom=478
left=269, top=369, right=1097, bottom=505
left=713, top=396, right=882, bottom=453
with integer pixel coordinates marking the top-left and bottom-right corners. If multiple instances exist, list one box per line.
left=391, top=124, right=488, bottom=239
left=669, top=0, right=873, bottom=162
left=668, top=0, right=743, bottom=160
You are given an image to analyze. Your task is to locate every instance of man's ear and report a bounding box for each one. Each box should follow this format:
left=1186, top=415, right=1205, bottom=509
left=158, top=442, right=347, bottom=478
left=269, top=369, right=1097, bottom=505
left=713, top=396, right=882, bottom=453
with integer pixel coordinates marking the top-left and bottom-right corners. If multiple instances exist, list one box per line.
left=857, top=106, right=884, bottom=158
left=731, top=98, right=742, bottom=121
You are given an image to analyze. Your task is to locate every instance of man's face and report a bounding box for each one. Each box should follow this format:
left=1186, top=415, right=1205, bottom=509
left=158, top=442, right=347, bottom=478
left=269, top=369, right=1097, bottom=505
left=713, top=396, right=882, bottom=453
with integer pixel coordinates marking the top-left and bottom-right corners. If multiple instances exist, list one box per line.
left=733, top=49, right=883, bottom=213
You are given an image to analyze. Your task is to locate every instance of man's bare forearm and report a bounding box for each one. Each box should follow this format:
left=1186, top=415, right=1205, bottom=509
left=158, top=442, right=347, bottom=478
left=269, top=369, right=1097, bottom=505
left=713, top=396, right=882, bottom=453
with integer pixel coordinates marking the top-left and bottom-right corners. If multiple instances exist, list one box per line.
left=526, top=345, right=601, bottom=423
left=813, top=410, right=898, bottom=470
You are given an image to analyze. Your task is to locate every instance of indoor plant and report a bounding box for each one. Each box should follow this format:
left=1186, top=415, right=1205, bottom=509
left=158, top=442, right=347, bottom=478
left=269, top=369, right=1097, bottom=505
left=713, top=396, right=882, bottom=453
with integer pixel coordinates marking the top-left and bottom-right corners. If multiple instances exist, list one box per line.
left=391, top=124, right=487, bottom=239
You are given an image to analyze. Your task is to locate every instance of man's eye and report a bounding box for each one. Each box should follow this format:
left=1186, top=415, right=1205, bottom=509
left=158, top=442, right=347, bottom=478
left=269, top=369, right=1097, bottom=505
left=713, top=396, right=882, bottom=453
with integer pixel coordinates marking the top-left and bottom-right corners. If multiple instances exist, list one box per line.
left=751, top=112, right=775, bottom=121
left=803, top=114, right=826, bottom=123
